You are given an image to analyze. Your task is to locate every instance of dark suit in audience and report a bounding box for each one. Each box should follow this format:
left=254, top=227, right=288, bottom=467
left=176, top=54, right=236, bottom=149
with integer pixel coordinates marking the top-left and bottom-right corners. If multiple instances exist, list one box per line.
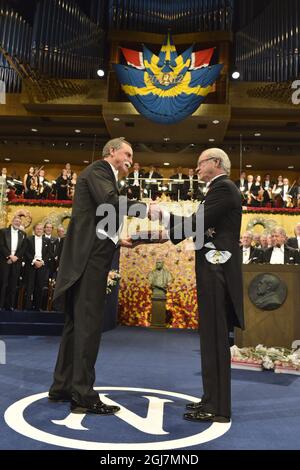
left=0, top=226, right=26, bottom=309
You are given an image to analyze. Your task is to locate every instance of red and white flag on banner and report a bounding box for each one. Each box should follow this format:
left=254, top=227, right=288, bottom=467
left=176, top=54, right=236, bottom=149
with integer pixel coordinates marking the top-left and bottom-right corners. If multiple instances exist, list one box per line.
left=121, top=47, right=145, bottom=69
left=190, top=48, right=215, bottom=70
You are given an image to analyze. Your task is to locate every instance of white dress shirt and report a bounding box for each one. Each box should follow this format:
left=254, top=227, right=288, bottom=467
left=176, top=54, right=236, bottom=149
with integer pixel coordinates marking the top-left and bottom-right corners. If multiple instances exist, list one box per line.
left=97, top=162, right=120, bottom=245
left=242, top=247, right=251, bottom=264
left=33, top=236, right=43, bottom=262
left=10, top=227, right=19, bottom=256
left=270, top=245, right=285, bottom=264
left=297, top=236, right=300, bottom=249
left=133, top=171, right=139, bottom=186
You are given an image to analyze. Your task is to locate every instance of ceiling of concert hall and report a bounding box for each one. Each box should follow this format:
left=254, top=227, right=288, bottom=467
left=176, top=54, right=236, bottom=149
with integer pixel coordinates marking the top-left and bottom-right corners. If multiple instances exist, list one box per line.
left=0, top=0, right=300, bottom=171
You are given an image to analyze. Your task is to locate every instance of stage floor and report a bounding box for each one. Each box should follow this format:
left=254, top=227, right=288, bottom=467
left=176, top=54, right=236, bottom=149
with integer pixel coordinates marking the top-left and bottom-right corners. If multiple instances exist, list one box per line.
left=0, top=326, right=299, bottom=450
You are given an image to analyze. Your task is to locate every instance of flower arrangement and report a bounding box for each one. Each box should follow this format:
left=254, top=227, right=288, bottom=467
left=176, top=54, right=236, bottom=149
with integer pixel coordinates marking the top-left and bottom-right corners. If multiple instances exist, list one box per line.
left=231, top=344, right=300, bottom=374
left=106, top=270, right=121, bottom=294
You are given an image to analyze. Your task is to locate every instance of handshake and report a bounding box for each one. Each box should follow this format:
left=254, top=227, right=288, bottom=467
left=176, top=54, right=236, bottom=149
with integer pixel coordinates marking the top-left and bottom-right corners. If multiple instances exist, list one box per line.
left=120, top=230, right=169, bottom=248
left=120, top=203, right=169, bottom=248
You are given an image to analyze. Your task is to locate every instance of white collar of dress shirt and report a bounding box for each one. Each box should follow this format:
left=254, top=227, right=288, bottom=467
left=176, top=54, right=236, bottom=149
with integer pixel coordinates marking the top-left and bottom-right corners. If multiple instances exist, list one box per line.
left=208, top=173, right=227, bottom=185
left=11, top=226, right=19, bottom=232
left=35, top=235, right=43, bottom=239
left=274, top=244, right=284, bottom=251
left=108, top=162, right=119, bottom=182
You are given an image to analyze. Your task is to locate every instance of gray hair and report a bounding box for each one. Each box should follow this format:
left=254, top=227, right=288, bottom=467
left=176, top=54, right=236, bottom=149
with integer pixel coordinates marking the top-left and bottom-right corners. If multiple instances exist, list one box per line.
left=271, top=227, right=287, bottom=237
left=203, top=148, right=231, bottom=176
left=102, top=137, right=132, bottom=158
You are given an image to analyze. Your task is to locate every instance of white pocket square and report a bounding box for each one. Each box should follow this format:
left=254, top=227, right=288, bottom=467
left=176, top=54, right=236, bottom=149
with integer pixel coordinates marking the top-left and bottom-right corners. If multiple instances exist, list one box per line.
left=205, top=250, right=232, bottom=264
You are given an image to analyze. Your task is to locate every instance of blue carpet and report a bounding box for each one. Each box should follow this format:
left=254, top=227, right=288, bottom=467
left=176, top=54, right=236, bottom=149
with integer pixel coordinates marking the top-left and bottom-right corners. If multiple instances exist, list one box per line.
left=0, top=326, right=299, bottom=450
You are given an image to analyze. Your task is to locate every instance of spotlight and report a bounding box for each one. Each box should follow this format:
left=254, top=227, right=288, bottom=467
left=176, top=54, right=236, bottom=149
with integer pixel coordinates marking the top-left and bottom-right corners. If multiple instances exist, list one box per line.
left=231, top=70, right=240, bottom=80
left=97, top=69, right=105, bottom=77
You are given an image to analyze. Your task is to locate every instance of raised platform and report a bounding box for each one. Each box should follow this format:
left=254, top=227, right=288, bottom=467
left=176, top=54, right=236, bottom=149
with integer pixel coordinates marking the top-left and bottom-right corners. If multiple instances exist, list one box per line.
left=0, top=289, right=119, bottom=335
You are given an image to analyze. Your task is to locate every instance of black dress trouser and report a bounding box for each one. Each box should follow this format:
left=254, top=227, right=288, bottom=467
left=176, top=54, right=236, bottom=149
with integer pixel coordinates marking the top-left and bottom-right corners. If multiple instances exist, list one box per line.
left=50, top=237, right=116, bottom=405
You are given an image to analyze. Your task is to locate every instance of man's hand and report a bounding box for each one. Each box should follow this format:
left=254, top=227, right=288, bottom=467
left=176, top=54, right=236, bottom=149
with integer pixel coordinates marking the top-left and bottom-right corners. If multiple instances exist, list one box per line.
left=33, top=260, right=44, bottom=269
left=119, top=237, right=134, bottom=248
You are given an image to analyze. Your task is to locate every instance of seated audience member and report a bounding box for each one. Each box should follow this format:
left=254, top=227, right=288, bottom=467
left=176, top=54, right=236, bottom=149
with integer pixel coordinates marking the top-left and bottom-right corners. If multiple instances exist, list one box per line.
left=240, top=231, right=262, bottom=264
left=287, top=222, right=300, bottom=250
left=263, top=227, right=299, bottom=264
left=267, top=233, right=274, bottom=248
left=260, top=233, right=269, bottom=251
left=253, top=233, right=261, bottom=248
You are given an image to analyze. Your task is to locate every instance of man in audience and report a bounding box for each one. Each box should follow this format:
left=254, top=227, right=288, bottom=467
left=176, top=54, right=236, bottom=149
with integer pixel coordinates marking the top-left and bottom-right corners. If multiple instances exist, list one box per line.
left=240, top=231, right=262, bottom=264
left=287, top=222, right=300, bottom=250
left=263, top=227, right=299, bottom=264
left=127, top=162, right=144, bottom=200
left=24, top=223, right=51, bottom=310
left=43, top=222, right=57, bottom=279
left=260, top=233, right=269, bottom=250
left=0, top=215, right=27, bottom=310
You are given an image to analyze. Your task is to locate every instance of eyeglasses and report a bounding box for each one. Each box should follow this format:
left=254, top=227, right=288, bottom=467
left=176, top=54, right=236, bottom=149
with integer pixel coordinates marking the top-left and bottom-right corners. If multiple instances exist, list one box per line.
left=197, top=157, right=217, bottom=168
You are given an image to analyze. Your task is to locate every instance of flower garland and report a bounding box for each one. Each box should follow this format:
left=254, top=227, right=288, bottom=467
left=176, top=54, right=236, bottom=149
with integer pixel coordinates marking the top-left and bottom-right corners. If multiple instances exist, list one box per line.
left=243, top=207, right=300, bottom=215
left=8, top=198, right=72, bottom=207
left=231, top=344, right=300, bottom=373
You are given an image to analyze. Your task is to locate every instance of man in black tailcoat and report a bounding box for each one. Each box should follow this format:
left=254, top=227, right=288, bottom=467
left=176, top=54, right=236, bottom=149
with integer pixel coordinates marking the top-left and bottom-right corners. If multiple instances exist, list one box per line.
left=149, top=148, right=244, bottom=423
left=49, top=138, right=147, bottom=415
left=0, top=215, right=26, bottom=310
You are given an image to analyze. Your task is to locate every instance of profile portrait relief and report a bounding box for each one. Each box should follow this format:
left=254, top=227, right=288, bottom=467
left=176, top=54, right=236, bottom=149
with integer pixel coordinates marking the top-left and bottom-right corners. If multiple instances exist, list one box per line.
left=248, top=274, right=287, bottom=311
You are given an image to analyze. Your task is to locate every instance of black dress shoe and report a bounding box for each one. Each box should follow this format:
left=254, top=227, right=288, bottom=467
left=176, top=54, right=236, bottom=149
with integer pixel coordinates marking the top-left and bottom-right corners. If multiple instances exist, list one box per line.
left=185, top=401, right=204, bottom=411
left=48, top=392, right=72, bottom=403
left=70, top=399, right=120, bottom=415
left=183, top=411, right=230, bottom=423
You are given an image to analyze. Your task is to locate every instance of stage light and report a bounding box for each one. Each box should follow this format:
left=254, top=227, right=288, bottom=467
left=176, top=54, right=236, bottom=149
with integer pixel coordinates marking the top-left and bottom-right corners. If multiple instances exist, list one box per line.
left=231, top=70, right=240, bottom=80
left=97, top=69, right=105, bottom=77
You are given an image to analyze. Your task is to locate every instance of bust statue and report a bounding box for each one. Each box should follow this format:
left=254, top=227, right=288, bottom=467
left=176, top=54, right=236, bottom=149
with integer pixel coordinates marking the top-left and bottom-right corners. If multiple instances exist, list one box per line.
left=148, top=260, right=173, bottom=300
